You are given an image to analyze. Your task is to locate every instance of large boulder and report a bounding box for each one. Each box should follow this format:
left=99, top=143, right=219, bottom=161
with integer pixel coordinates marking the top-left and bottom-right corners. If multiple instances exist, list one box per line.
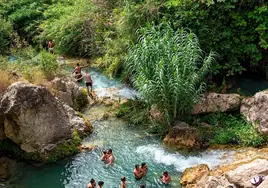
left=241, top=90, right=268, bottom=134
left=226, top=159, right=268, bottom=188
left=192, top=93, right=241, bottom=114
left=163, top=122, right=201, bottom=149
left=180, top=164, right=210, bottom=186
left=51, top=77, right=88, bottom=109
left=0, top=82, right=90, bottom=155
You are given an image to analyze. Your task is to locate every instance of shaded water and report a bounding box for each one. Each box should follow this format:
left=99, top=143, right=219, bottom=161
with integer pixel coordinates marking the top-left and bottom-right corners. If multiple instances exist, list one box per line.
left=4, top=118, right=234, bottom=188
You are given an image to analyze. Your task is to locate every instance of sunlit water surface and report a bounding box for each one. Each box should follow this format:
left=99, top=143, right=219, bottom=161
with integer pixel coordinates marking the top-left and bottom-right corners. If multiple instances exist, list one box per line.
left=2, top=61, right=235, bottom=188
left=3, top=118, right=235, bottom=188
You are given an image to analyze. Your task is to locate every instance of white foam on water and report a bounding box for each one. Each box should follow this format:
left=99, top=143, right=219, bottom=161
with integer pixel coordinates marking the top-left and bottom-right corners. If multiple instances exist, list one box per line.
left=136, top=144, right=235, bottom=172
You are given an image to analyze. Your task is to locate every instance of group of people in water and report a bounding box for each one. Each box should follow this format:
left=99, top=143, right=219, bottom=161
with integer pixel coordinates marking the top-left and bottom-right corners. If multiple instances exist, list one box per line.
left=69, top=50, right=171, bottom=187
left=87, top=149, right=171, bottom=188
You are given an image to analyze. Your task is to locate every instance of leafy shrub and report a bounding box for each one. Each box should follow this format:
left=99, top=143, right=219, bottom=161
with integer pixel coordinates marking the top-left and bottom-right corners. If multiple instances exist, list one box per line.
left=38, top=0, right=102, bottom=57
left=200, top=113, right=267, bottom=147
left=126, top=24, right=216, bottom=124
left=0, top=0, right=48, bottom=42
left=164, top=0, right=268, bottom=78
left=0, top=18, right=15, bottom=54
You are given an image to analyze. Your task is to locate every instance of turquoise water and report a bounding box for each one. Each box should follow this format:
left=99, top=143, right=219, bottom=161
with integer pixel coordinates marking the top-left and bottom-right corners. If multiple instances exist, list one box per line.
left=2, top=61, right=234, bottom=188
left=63, top=65, right=138, bottom=99
left=3, top=118, right=234, bottom=188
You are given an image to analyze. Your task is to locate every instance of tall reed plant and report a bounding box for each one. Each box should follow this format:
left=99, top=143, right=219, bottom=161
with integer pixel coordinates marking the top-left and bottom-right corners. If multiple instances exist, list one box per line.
left=126, top=24, right=216, bottom=125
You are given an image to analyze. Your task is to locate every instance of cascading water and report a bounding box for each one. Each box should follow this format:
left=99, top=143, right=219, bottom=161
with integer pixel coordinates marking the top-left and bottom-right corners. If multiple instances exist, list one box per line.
left=2, top=62, right=235, bottom=188
left=4, top=118, right=234, bottom=188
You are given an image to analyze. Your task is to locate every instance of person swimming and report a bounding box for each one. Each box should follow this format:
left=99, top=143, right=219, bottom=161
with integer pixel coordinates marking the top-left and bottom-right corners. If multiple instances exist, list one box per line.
left=87, top=178, right=96, bottom=188
left=141, top=162, right=148, bottom=176
left=97, top=181, right=104, bottom=188
left=133, top=164, right=143, bottom=180
left=160, top=171, right=171, bottom=184
left=105, top=149, right=114, bottom=165
left=120, top=177, right=127, bottom=188
left=101, top=150, right=108, bottom=161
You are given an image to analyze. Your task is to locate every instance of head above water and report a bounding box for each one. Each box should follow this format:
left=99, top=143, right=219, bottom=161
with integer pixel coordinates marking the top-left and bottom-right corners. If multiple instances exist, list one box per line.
left=121, top=177, right=126, bottom=182
left=77, top=63, right=80, bottom=66
left=103, top=150, right=107, bottom=154
left=85, top=70, right=88, bottom=73
left=140, top=185, right=146, bottom=188
left=163, top=171, right=168, bottom=176
left=108, top=149, right=112, bottom=154
left=98, top=181, right=104, bottom=186
left=135, top=164, right=140, bottom=169
left=141, top=162, right=146, bottom=167
left=90, top=178, right=95, bottom=184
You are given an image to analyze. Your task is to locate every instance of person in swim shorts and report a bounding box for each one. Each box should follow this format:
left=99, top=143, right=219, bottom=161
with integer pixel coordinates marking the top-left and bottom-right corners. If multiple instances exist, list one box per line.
left=48, top=40, right=55, bottom=54
left=77, top=70, right=93, bottom=97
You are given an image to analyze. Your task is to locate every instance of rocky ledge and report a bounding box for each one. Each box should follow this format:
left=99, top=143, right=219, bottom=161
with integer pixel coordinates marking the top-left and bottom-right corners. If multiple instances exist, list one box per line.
left=180, top=148, right=268, bottom=188
left=0, top=82, right=92, bottom=162
left=192, top=93, right=241, bottom=114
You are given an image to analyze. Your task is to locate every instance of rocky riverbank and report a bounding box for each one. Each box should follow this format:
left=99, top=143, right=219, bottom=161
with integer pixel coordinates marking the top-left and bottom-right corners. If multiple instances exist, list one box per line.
left=180, top=147, right=268, bottom=188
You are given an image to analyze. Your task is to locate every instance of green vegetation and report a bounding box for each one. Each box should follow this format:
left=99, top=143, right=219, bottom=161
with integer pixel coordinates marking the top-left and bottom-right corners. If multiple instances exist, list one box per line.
left=1, top=0, right=267, bottom=149
left=0, top=18, right=16, bottom=54
left=0, top=48, right=60, bottom=90
left=197, top=113, right=268, bottom=147
left=126, top=25, right=216, bottom=125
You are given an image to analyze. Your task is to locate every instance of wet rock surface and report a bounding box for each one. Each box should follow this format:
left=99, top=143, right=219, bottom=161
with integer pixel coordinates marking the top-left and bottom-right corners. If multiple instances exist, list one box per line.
left=163, top=122, right=201, bottom=149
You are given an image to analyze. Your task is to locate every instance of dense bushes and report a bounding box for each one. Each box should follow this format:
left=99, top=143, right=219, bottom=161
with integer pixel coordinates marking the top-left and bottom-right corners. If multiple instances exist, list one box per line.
left=38, top=0, right=97, bottom=56
left=198, top=113, right=267, bottom=147
left=0, top=0, right=49, bottom=42
left=126, top=25, right=216, bottom=124
left=0, top=48, right=60, bottom=89
left=164, top=0, right=268, bottom=78
left=0, top=18, right=15, bottom=54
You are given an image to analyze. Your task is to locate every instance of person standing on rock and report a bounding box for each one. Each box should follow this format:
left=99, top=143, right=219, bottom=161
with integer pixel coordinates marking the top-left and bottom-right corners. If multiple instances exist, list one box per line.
left=77, top=70, right=93, bottom=97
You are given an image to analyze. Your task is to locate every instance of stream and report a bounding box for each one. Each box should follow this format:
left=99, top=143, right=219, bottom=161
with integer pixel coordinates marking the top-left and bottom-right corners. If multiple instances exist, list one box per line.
left=2, top=62, right=235, bottom=188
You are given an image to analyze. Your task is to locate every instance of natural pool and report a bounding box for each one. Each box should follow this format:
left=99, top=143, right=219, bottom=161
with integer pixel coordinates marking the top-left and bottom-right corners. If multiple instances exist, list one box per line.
left=3, top=117, right=234, bottom=188
left=2, top=61, right=235, bottom=188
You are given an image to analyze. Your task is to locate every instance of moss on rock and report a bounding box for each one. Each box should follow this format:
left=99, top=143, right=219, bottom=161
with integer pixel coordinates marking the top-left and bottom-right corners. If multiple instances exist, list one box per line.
left=73, top=88, right=88, bottom=111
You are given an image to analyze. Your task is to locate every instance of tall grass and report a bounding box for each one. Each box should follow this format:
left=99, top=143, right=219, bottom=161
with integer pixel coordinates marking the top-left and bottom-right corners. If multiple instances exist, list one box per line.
left=125, top=24, right=217, bottom=125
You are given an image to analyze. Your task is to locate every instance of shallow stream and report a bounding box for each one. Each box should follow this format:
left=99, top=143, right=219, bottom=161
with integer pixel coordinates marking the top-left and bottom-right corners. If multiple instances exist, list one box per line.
left=3, top=117, right=234, bottom=188
left=2, top=61, right=235, bottom=188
